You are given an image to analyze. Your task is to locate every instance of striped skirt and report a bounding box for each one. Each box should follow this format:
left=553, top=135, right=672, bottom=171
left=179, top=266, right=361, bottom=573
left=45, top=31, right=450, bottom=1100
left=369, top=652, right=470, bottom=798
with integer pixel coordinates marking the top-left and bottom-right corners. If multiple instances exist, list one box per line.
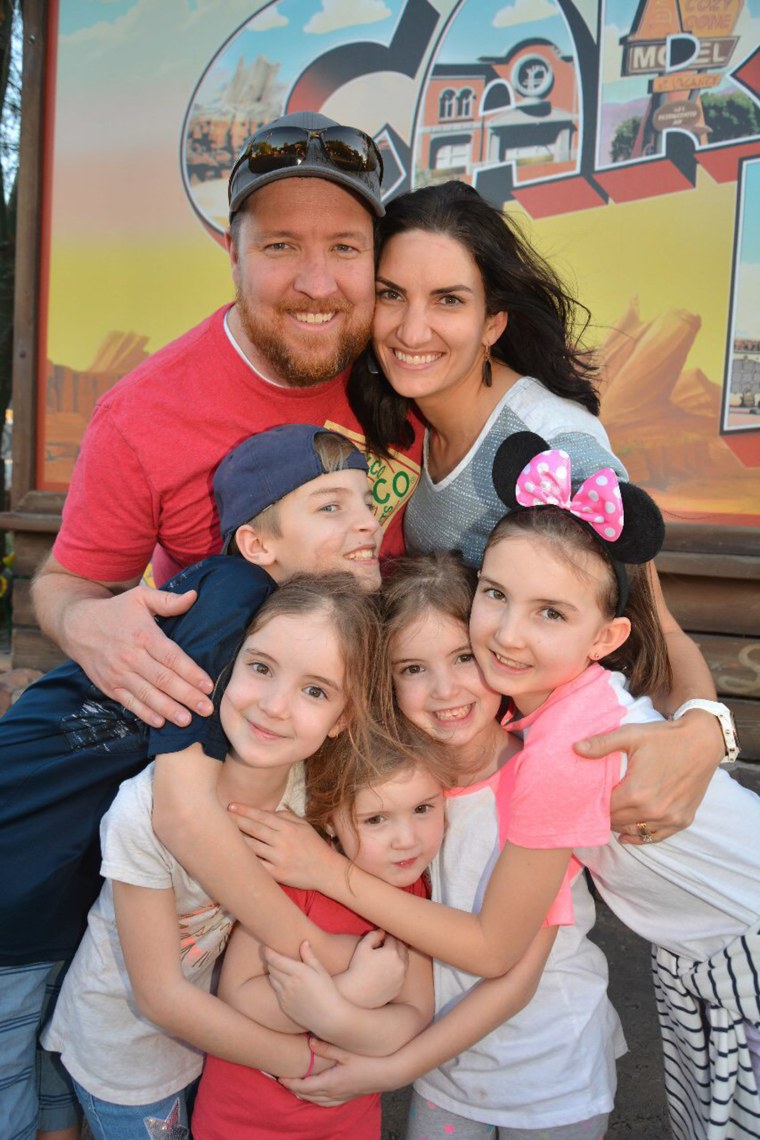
left=652, top=924, right=760, bottom=1138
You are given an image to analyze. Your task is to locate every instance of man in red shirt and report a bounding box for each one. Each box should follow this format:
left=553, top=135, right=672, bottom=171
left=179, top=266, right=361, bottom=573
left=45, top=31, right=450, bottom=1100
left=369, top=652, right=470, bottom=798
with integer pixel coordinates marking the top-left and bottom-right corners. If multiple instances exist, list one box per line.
left=32, top=110, right=420, bottom=732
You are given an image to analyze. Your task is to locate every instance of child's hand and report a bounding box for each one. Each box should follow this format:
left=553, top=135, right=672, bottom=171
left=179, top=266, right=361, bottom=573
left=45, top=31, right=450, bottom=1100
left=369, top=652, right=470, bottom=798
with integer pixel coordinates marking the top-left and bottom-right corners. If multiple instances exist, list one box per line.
left=280, top=1039, right=396, bottom=1104
left=227, top=805, right=344, bottom=889
left=265, top=941, right=340, bottom=1037
left=341, top=930, right=408, bottom=1008
left=308, top=1049, right=338, bottom=1078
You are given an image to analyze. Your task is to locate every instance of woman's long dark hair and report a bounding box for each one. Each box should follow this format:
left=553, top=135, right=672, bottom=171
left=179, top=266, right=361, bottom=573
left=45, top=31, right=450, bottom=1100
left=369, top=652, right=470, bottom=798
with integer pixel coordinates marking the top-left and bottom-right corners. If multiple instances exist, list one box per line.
left=349, top=179, right=600, bottom=458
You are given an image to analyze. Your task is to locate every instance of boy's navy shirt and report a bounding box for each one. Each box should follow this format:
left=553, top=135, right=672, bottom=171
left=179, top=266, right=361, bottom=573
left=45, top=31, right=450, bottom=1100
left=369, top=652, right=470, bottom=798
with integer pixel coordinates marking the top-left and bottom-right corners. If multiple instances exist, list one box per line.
left=0, top=556, right=275, bottom=965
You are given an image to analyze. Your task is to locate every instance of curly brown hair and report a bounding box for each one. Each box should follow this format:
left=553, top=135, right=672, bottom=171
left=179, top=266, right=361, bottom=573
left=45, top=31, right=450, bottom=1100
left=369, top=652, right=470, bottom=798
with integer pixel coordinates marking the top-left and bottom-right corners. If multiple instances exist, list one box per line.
left=304, top=712, right=456, bottom=855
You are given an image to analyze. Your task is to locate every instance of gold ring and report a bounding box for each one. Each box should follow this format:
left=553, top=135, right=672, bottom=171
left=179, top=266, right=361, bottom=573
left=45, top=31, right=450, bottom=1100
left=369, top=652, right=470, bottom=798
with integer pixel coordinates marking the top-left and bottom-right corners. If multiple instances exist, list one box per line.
left=635, top=821, right=654, bottom=843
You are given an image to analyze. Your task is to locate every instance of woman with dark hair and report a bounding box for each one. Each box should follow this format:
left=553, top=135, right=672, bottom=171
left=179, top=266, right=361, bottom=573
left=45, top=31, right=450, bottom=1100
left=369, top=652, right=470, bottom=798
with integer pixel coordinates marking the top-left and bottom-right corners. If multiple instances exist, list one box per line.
left=348, top=179, right=731, bottom=838
left=348, top=178, right=620, bottom=567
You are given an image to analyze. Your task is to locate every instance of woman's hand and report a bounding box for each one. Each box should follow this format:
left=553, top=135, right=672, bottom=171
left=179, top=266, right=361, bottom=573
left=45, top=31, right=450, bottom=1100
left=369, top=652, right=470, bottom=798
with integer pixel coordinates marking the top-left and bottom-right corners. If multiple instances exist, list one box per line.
left=575, top=711, right=723, bottom=843
left=226, top=805, right=346, bottom=889
left=279, top=1039, right=398, bottom=1105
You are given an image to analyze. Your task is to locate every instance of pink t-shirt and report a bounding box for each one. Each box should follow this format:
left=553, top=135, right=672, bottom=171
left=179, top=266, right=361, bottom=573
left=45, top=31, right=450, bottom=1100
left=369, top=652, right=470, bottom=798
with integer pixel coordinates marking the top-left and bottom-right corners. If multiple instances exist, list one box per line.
left=499, top=664, right=626, bottom=921
left=54, top=306, right=422, bottom=585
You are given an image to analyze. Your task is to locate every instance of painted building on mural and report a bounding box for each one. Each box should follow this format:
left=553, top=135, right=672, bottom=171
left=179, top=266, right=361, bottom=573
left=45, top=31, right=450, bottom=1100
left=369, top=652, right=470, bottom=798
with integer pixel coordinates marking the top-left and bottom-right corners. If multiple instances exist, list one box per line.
left=415, top=39, right=579, bottom=188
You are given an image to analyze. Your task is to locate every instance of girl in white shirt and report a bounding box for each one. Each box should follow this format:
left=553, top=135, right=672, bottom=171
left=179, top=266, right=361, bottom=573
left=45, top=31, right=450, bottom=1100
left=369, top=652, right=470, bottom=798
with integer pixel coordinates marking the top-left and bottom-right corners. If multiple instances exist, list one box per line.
left=42, top=574, right=384, bottom=1140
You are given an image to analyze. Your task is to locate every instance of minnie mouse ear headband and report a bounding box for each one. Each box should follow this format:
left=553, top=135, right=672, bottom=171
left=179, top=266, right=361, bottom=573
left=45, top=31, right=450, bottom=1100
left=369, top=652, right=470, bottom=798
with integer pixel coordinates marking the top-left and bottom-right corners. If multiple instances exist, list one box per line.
left=491, top=432, right=665, bottom=616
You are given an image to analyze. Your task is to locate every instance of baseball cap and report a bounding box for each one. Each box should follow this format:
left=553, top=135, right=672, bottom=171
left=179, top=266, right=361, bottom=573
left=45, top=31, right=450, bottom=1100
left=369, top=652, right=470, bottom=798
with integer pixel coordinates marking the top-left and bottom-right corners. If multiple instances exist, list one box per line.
left=214, top=424, right=370, bottom=552
left=228, top=110, right=384, bottom=219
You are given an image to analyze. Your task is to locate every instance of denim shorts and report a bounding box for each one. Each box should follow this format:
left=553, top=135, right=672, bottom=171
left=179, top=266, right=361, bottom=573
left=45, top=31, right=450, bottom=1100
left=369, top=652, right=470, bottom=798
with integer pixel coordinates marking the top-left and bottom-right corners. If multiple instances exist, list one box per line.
left=0, top=961, right=81, bottom=1140
left=71, top=1076, right=197, bottom=1140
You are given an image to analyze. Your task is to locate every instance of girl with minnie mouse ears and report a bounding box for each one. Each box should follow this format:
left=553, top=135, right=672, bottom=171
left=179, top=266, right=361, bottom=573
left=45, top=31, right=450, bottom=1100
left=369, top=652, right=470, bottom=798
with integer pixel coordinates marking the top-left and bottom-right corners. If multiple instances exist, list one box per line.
left=462, top=431, right=760, bottom=1137
left=471, top=430, right=670, bottom=711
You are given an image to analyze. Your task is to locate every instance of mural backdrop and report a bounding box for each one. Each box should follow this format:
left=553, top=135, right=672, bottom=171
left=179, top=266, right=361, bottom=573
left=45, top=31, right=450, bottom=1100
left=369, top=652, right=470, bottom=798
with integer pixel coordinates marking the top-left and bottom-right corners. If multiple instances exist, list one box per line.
left=41, top=0, right=760, bottom=526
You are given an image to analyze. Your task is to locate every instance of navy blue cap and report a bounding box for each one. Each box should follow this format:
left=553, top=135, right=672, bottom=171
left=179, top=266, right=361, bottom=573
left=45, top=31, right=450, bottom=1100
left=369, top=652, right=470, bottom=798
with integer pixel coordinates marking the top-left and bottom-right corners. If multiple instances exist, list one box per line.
left=228, top=110, right=384, bottom=219
left=214, top=424, right=369, bottom=552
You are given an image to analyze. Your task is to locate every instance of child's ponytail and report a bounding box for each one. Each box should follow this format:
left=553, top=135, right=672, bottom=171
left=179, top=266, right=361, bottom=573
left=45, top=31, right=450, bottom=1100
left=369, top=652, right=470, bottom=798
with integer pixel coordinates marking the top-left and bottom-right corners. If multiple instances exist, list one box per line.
left=602, top=563, right=672, bottom=697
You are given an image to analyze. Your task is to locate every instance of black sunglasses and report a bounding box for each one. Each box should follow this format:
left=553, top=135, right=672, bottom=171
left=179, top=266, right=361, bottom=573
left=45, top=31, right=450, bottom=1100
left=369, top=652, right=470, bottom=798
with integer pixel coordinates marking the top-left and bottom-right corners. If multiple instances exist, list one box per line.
left=229, top=125, right=383, bottom=194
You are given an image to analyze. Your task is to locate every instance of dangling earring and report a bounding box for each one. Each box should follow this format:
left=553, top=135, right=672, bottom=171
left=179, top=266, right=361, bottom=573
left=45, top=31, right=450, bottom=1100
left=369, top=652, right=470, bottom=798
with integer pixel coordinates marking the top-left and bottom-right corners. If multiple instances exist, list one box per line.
left=366, top=348, right=380, bottom=375
left=482, top=344, right=493, bottom=388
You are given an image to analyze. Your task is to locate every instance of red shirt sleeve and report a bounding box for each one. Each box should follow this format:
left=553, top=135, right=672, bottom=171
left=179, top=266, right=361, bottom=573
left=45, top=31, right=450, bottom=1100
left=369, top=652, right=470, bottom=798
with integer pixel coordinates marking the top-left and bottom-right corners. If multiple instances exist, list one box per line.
left=53, top=403, right=161, bottom=582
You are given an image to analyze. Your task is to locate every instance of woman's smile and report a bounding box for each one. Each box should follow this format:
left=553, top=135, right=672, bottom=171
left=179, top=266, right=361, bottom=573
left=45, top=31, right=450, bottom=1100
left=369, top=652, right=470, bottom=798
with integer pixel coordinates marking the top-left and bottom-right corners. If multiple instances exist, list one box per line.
left=372, top=229, right=505, bottom=409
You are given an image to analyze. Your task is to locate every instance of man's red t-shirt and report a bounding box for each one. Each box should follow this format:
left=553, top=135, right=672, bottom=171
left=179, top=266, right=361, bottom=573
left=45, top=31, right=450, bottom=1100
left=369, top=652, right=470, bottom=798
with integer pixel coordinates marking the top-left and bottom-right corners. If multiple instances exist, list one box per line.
left=54, top=305, right=421, bottom=585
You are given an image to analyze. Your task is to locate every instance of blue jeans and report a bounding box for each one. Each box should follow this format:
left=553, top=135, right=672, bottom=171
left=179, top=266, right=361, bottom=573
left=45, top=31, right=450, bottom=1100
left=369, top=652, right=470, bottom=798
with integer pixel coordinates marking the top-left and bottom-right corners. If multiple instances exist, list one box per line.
left=70, top=1076, right=197, bottom=1140
left=0, top=961, right=81, bottom=1140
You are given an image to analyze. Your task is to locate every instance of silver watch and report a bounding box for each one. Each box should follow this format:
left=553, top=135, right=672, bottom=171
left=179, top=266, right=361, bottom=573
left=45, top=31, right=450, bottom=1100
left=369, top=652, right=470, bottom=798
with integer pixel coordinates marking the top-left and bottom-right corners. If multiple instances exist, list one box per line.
left=671, top=699, right=740, bottom=764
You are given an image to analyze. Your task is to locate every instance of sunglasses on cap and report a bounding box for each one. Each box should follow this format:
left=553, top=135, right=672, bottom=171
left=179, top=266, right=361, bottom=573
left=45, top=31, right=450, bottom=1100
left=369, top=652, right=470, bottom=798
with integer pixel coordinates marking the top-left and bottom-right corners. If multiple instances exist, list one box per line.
left=228, top=125, right=384, bottom=198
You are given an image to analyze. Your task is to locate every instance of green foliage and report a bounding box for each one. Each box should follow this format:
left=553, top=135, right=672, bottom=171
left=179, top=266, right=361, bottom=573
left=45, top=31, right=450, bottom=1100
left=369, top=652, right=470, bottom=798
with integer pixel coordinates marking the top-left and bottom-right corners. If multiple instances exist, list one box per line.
left=610, top=117, right=641, bottom=164
left=701, top=92, right=760, bottom=143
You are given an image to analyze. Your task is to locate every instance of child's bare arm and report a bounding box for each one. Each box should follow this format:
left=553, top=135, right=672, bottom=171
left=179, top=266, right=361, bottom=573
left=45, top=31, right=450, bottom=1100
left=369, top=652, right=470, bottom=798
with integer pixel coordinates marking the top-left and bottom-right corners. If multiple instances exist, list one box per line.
left=216, top=919, right=360, bottom=1035
left=243, top=806, right=570, bottom=978
left=112, top=880, right=324, bottom=1078
left=217, top=921, right=307, bottom=1034
left=279, top=925, right=557, bottom=1105
left=265, top=940, right=433, bottom=1056
left=221, top=922, right=408, bottom=1036
left=337, top=929, right=410, bottom=1008
left=151, top=747, right=349, bottom=971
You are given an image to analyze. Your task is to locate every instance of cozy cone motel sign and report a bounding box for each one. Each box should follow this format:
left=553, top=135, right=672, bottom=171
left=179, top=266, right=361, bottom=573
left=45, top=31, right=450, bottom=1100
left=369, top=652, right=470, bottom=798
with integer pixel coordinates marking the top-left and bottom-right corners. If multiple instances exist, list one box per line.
left=620, top=0, right=743, bottom=143
left=622, top=0, right=742, bottom=79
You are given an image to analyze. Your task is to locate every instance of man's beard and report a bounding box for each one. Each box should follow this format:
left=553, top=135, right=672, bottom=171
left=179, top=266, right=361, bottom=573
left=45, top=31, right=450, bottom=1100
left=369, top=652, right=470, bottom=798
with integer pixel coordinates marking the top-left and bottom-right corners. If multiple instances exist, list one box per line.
left=235, top=288, right=372, bottom=388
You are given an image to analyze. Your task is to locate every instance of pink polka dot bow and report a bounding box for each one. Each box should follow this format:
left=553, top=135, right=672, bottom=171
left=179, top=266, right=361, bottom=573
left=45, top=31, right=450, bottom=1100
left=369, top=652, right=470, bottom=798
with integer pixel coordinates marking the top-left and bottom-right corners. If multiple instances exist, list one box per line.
left=514, top=448, right=624, bottom=542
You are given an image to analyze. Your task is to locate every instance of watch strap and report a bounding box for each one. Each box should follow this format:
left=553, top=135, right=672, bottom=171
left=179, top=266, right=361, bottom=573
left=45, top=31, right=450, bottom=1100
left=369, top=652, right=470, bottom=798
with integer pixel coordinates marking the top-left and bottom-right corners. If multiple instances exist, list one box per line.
left=671, top=699, right=740, bottom=764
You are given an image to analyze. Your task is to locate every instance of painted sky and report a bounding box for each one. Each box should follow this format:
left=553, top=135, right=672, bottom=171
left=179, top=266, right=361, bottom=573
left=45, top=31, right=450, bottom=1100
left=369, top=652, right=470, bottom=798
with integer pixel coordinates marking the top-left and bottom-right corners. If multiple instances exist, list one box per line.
left=191, top=0, right=405, bottom=113
left=436, top=0, right=573, bottom=63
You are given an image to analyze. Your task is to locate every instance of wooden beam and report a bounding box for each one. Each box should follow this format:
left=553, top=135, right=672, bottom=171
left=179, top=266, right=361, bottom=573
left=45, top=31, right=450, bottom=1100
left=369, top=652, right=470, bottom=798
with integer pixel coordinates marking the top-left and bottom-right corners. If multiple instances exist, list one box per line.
left=660, top=574, right=760, bottom=637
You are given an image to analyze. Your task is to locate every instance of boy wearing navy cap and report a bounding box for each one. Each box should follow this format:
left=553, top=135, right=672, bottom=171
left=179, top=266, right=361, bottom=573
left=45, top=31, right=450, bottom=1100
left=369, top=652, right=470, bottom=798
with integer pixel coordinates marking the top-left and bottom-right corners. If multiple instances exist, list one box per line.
left=0, top=425, right=380, bottom=1140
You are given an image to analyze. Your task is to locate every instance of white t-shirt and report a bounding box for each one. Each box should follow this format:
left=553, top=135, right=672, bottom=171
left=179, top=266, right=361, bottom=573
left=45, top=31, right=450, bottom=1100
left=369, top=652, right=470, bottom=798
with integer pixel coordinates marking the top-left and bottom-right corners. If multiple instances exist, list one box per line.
left=415, top=763, right=625, bottom=1129
left=584, top=774, right=760, bottom=959
left=43, top=762, right=304, bottom=1104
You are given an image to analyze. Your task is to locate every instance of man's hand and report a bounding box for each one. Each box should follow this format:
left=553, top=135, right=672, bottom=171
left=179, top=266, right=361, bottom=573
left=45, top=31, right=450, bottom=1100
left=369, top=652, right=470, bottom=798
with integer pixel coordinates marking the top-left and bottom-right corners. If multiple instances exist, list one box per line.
left=66, top=585, right=215, bottom=728
left=341, top=930, right=408, bottom=1008
left=227, top=806, right=345, bottom=889
left=33, top=557, right=214, bottom=728
left=575, top=711, right=723, bottom=843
